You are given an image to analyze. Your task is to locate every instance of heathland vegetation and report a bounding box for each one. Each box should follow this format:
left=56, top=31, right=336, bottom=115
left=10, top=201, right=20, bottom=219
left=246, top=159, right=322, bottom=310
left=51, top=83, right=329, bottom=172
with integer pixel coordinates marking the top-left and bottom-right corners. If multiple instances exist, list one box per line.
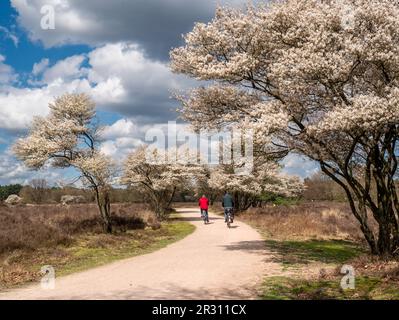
left=0, top=0, right=398, bottom=299
left=1, top=172, right=398, bottom=298
left=0, top=202, right=194, bottom=288
left=236, top=203, right=399, bottom=299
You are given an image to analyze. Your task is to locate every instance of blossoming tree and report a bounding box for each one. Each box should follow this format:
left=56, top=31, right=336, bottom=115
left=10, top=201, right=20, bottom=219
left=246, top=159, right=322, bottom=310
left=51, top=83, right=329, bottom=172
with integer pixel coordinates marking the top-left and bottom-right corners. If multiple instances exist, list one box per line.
left=122, top=146, right=205, bottom=219
left=13, top=93, right=115, bottom=233
left=171, top=0, right=399, bottom=256
left=208, top=160, right=303, bottom=211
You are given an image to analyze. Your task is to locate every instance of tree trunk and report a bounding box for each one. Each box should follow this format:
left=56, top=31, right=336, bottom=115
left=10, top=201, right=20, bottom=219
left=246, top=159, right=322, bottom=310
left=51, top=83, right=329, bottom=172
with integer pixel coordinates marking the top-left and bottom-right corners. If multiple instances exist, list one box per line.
left=96, top=187, right=112, bottom=233
left=321, top=163, right=398, bottom=257
left=152, top=192, right=169, bottom=221
left=154, top=203, right=167, bottom=221
left=166, top=186, right=176, bottom=209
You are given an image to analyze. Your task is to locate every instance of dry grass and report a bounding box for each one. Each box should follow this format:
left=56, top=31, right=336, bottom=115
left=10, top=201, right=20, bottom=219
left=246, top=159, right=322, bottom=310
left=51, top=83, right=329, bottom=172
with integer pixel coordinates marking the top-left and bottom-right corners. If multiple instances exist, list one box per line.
left=348, top=255, right=399, bottom=283
left=262, top=254, right=399, bottom=300
left=234, top=201, right=398, bottom=299
left=0, top=203, right=154, bottom=255
left=0, top=203, right=178, bottom=288
left=238, top=201, right=367, bottom=242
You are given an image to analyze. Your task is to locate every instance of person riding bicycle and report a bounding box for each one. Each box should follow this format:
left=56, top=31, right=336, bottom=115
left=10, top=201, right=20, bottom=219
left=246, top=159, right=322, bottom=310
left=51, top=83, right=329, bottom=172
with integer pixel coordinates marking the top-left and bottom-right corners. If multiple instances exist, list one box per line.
left=222, top=191, right=234, bottom=223
left=198, top=194, right=209, bottom=223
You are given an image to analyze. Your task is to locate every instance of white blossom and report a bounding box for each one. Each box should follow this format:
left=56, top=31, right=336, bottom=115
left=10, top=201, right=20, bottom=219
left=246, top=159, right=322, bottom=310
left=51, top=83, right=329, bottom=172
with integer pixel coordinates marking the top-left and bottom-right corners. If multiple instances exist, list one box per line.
left=13, top=93, right=115, bottom=232
left=122, top=145, right=205, bottom=218
left=171, top=0, right=399, bottom=254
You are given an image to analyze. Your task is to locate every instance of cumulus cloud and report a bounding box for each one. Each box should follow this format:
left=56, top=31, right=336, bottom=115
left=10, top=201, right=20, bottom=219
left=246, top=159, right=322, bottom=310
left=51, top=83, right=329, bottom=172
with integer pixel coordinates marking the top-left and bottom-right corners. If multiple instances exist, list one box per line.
left=281, top=153, right=319, bottom=179
left=0, top=55, right=17, bottom=84
left=101, top=119, right=138, bottom=140
left=87, top=42, right=192, bottom=120
left=42, top=55, right=88, bottom=83
left=99, top=119, right=203, bottom=162
left=0, top=148, right=66, bottom=185
left=99, top=119, right=143, bottom=159
left=0, top=42, right=192, bottom=131
left=32, top=58, right=49, bottom=76
left=3, top=0, right=316, bottom=185
left=0, top=77, right=92, bottom=131
left=11, top=0, right=248, bottom=60
left=0, top=153, right=30, bottom=184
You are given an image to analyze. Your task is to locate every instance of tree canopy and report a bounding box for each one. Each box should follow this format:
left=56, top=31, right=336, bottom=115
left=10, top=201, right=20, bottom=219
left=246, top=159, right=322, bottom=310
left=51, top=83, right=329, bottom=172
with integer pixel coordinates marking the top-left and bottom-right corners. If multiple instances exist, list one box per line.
left=171, top=0, right=399, bottom=256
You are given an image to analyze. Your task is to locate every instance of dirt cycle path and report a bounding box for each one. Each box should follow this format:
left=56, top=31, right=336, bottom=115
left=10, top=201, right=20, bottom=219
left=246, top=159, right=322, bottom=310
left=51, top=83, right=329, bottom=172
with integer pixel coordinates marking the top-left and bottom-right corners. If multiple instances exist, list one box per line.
left=0, top=208, right=284, bottom=300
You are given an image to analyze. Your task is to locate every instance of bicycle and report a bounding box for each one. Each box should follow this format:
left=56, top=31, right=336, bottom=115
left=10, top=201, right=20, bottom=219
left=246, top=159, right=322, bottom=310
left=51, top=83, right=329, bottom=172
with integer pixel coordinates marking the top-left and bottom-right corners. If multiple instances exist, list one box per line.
left=224, top=208, right=234, bottom=228
left=201, top=209, right=209, bottom=224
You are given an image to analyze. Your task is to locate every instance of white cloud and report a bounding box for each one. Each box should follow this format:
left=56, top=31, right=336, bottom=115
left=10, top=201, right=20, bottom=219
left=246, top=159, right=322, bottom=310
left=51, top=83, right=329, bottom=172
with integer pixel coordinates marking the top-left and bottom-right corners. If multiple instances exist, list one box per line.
left=100, top=119, right=143, bottom=160
left=87, top=42, right=191, bottom=118
left=0, top=26, right=19, bottom=47
left=0, top=78, right=93, bottom=130
left=0, top=150, right=27, bottom=182
left=32, top=58, right=49, bottom=76
left=100, top=138, right=143, bottom=160
left=0, top=86, right=50, bottom=130
left=281, top=153, right=319, bottom=179
left=10, top=0, right=217, bottom=59
left=0, top=55, right=17, bottom=84
left=101, top=119, right=137, bottom=140
left=42, top=54, right=87, bottom=83
left=0, top=148, right=66, bottom=185
left=0, top=42, right=192, bottom=131
left=90, top=77, right=126, bottom=105
left=99, top=119, right=200, bottom=161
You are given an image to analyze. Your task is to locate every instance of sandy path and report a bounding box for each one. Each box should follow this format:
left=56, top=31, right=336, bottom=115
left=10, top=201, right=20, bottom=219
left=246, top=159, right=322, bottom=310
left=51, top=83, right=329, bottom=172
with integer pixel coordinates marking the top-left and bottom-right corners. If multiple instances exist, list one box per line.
left=0, top=208, right=283, bottom=300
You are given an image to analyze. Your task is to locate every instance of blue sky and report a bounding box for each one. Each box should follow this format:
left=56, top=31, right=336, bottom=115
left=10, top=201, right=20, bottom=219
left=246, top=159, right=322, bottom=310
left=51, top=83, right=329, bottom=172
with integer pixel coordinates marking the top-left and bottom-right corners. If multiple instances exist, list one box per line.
left=0, top=0, right=318, bottom=186
left=0, top=1, right=90, bottom=77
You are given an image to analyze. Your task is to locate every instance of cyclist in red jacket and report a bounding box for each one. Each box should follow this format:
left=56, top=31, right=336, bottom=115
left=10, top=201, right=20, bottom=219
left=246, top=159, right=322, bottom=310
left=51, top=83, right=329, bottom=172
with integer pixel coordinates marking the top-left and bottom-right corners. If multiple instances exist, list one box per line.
left=198, top=195, right=209, bottom=224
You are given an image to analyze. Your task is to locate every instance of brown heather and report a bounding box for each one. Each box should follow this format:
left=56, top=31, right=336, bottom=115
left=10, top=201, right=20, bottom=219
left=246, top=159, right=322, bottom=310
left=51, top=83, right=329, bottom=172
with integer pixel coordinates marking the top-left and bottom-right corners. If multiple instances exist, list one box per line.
left=237, top=202, right=374, bottom=242
left=0, top=203, right=153, bottom=255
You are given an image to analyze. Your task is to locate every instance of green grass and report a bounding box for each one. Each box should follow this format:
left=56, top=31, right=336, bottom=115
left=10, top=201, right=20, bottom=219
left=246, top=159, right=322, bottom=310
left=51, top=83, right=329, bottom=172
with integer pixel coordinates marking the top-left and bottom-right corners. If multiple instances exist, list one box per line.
left=261, top=276, right=399, bottom=300
left=257, top=194, right=302, bottom=206
left=272, top=197, right=301, bottom=206
left=264, top=239, right=365, bottom=266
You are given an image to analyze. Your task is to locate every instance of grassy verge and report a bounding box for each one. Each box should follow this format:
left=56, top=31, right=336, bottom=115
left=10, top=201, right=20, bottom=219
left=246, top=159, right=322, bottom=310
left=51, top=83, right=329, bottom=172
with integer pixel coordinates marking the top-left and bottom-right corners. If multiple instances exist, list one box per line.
left=262, top=238, right=398, bottom=300
left=264, top=239, right=365, bottom=266
left=262, top=276, right=399, bottom=300
left=238, top=209, right=398, bottom=300
left=0, top=218, right=195, bottom=289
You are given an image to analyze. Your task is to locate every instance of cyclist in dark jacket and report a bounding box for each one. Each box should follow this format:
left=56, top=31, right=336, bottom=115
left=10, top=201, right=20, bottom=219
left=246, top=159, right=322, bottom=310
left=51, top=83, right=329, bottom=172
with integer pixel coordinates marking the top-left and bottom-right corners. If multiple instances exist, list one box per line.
left=222, top=192, right=234, bottom=223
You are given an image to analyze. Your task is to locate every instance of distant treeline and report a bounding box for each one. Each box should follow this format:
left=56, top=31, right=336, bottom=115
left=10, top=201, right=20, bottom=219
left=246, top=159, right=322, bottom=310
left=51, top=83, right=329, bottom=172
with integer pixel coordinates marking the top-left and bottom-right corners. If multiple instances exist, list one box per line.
left=0, top=179, right=143, bottom=204
left=3, top=171, right=391, bottom=205
left=0, top=184, right=23, bottom=201
left=0, top=178, right=199, bottom=205
left=17, top=185, right=144, bottom=204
